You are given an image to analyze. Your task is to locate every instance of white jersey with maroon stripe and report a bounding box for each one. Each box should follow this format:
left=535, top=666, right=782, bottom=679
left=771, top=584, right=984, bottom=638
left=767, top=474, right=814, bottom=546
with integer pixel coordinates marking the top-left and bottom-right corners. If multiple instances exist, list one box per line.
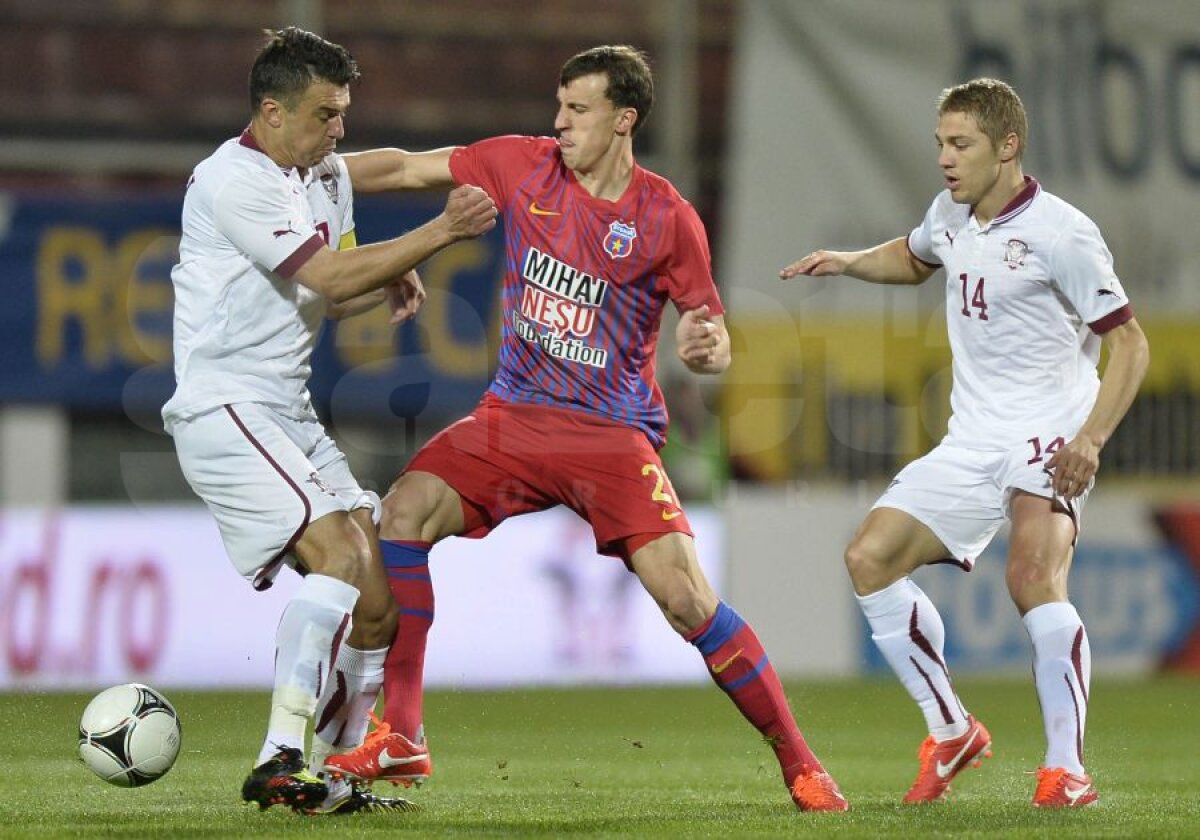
left=907, top=177, right=1133, bottom=450
left=162, top=132, right=354, bottom=431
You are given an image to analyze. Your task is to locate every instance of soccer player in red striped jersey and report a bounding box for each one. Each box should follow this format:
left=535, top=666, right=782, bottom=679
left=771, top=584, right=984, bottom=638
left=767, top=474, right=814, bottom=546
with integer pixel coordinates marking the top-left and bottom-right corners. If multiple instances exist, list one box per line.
left=328, top=44, right=847, bottom=812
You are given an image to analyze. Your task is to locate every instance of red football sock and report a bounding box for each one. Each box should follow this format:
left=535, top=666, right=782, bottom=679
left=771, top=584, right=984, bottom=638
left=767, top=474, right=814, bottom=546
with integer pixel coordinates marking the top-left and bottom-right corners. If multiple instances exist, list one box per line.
left=687, top=602, right=822, bottom=784
left=380, top=540, right=433, bottom=743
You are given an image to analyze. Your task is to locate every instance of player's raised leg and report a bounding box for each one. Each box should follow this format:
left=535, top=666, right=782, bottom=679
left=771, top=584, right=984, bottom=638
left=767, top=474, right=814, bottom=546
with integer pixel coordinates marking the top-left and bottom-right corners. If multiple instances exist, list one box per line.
left=846, top=507, right=991, bottom=803
left=1006, top=492, right=1098, bottom=808
left=630, top=533, right=847, bottom=812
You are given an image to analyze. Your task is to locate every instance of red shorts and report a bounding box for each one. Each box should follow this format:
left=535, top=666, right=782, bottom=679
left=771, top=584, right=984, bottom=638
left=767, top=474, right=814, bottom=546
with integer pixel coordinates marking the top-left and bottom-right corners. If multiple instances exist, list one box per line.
left=404, top=394, right=692, bottom=559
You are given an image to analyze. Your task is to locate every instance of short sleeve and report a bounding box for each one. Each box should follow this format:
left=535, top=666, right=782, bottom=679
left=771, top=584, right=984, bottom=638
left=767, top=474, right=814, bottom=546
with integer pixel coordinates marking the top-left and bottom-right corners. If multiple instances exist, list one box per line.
left=907, top=200, right=942, bottom=267
left=1050, top=216, right=1133, bottom=333
left=213, top=168, right=322, bottom=276
left=449, top=135, right=550, bottom=207
left=666, top=203, right=724, bottom=315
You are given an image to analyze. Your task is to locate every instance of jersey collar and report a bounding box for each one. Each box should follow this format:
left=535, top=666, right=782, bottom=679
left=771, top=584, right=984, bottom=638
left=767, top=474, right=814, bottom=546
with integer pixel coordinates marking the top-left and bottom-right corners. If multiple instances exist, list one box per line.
left=238, top=127, right=306, bottom=180
left=988, top=176, right=1040, bottom=227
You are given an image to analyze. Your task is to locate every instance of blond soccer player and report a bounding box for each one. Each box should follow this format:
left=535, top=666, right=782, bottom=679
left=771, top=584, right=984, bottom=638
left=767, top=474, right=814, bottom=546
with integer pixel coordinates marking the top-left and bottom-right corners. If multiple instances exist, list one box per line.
left=781, top=78, right=1149, bottom=808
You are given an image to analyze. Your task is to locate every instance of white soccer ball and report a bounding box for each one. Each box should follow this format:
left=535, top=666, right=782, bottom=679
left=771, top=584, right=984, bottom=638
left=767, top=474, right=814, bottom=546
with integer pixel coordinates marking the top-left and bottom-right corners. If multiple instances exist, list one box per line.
left=77, top=683, right=182, bottom=787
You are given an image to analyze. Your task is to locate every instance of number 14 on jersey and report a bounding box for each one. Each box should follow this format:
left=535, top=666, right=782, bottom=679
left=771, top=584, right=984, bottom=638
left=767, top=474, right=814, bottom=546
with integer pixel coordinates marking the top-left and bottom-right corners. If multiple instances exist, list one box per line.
left=959, top=273, right=989, bottom=320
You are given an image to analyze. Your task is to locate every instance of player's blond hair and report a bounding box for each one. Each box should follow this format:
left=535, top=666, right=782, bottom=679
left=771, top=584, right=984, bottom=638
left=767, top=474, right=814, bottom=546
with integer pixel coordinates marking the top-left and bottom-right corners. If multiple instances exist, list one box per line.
left=937, top=78, right=1027, bottom=161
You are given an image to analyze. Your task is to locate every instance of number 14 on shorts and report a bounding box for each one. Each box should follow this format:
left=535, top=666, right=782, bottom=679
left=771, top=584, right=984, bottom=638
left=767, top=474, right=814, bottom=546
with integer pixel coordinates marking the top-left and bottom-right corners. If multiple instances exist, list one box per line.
left=1026, top=434, right=1066, bottom=465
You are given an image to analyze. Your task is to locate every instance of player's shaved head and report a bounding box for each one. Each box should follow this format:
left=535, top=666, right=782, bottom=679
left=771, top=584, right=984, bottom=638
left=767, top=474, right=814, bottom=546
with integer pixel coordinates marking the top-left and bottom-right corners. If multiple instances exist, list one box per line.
left=249, top=27, right=360, bottom=113
left=560, top=45, right=654, bottom=135
left=937, top=78, right=1027, bottom=161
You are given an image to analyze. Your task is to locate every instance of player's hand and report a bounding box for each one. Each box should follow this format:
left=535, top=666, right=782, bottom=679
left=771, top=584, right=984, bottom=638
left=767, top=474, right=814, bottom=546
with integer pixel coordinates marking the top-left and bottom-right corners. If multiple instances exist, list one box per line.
left=780, top=250, right=851, bottom=279
left=1046, top=434, right=1101, bottom=500
left=676, top=305, right=724, bottom=371
left=385, top=269, right=426, bottom=324
left=442, top=184, right=498, bottom=240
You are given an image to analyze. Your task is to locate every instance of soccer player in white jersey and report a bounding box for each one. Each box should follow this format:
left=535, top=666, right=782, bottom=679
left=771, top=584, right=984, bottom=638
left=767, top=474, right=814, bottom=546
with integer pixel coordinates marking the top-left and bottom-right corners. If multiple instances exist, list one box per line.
left=781, top=78, right=1149, bottom=807
left=163, top=27, right=496, bottom=813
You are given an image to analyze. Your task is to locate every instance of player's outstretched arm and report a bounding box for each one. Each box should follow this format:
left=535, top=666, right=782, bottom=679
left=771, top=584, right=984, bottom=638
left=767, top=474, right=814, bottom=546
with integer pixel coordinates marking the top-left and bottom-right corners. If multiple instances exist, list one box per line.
left=780, top=237, right=934, bottom=286
left=342, top=147, right=458, bottom=192
left=295, top=185, right=496, bottom=303
left=1046, top=317, right=1150, bottom=499
left=676, top=306, right=730, bottom=375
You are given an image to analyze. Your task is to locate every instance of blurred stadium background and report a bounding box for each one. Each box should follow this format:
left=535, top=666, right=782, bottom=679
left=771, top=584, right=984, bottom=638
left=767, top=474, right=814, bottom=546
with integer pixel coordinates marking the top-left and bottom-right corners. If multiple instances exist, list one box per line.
left=1, top=0, right=1198, bottom=695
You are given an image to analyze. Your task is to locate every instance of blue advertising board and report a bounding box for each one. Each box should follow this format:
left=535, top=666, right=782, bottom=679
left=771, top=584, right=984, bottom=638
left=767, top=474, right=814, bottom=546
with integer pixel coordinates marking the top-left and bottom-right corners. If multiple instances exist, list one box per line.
left=0, top=189, right=505, bottom=423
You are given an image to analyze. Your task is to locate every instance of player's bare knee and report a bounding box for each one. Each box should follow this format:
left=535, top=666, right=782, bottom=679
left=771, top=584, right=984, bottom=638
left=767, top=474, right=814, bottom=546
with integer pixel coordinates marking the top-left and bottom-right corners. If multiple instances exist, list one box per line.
left=844, top=538, right=888, bottom=593
left=297, top=515, right=374, bottom=589
left=378, top=487, right=410, bottom=534
left=380, top=475, right=440, bottom=539
left=662, top=576, right=714, bottom=633
left=1005, top=559, right=1067, bottom=608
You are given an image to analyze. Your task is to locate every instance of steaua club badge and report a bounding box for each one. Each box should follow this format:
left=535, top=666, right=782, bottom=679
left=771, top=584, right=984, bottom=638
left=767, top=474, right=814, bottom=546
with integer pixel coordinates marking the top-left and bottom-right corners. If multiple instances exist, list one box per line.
left=603, top=220, right=637, bottom=259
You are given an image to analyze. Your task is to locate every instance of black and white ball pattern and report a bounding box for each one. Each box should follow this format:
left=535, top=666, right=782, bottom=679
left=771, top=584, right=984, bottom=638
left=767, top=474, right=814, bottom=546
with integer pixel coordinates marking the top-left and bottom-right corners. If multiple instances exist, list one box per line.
left=78, top=683, right=182, bottom=787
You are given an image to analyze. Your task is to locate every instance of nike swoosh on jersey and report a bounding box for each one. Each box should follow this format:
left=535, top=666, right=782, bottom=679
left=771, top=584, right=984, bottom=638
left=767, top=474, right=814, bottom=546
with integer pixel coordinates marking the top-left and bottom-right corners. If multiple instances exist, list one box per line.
left=528, top=201, right=562, bottom=216
left=935, top=729, right=980, bottom=778
left=378, top=749, right=427, bottom=769
left=711, top=648, right=744, bottom=674
left=661, top=509, right=683, bottom=521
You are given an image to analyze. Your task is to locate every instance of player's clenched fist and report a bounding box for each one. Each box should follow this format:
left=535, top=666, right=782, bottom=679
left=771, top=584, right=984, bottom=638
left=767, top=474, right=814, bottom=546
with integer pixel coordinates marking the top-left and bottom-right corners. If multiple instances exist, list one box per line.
left=386, top=269, right=427, bottom=324
left=675, top=304, right=729, bottom=373
left=779, top=250, right=852, bottom=278
left=442, top=184, right=498, bottom=240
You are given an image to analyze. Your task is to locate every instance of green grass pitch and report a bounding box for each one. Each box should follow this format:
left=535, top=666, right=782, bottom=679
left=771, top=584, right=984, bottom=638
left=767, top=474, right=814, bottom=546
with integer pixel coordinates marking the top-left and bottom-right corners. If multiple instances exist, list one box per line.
left=3, top=676, right=1197, bottom=837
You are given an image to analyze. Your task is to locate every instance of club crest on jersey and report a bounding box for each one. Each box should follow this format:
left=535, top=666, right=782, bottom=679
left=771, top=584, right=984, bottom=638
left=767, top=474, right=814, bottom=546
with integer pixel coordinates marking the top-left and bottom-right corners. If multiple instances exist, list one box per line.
left=1003, top=238, right=1030, bottom=270
left=320, top=173, right=339, bottom=204
left=602, top=221, right=637, bottom=260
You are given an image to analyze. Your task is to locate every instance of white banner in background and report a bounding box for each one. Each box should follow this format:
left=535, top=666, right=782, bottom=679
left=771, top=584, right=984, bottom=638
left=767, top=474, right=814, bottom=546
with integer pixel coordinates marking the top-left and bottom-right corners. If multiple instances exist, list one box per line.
left=0, top=506, right=722, bottom=690
left=722, top=0, right=1200, bottom=314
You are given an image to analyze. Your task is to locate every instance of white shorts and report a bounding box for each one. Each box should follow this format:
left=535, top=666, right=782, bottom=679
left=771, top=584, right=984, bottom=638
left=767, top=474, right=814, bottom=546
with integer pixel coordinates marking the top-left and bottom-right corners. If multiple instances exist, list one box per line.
left=171, top=403, right=378, bottom=590
left=871, top=440, right=1090, bottom=569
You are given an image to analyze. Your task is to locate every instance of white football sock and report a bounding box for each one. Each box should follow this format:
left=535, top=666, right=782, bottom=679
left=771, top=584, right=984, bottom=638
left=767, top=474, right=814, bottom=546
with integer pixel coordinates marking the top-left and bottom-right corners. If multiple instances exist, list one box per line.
left=257, top=574, right=359, bottom=766
left=858, top=577, right=969, bottom=741
left=309, top=643, right=387, bottom=775
left=1024, top=601, right=1090, bottom=775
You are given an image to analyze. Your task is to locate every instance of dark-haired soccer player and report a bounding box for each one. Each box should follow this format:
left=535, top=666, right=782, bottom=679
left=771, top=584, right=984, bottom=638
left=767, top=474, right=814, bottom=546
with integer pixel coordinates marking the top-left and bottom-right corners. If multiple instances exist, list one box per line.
left=164, top=26, right=496, bottom=813
left=327, top=44, right=848, bottom=812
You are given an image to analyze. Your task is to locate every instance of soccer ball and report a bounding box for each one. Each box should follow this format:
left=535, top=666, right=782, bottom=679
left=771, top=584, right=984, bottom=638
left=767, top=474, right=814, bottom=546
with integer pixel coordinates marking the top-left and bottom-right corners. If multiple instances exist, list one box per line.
left=77, top=683, right=182, bottom=787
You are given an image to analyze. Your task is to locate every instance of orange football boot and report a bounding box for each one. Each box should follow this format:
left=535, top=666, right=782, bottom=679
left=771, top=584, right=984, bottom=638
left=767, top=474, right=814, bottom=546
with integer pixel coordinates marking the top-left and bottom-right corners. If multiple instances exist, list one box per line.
left=902, top=716, right=992, bottom=803
left=322, top=713, right=431, bottom=788
left=790, top=770, right=849, bottom=812
left=1032, top=766, right=1098, bottom=808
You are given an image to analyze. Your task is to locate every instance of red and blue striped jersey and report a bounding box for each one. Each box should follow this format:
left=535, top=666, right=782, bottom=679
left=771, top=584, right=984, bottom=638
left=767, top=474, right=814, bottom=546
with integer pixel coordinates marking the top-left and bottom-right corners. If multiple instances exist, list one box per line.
left=450, top=135, right=723, bottom=448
